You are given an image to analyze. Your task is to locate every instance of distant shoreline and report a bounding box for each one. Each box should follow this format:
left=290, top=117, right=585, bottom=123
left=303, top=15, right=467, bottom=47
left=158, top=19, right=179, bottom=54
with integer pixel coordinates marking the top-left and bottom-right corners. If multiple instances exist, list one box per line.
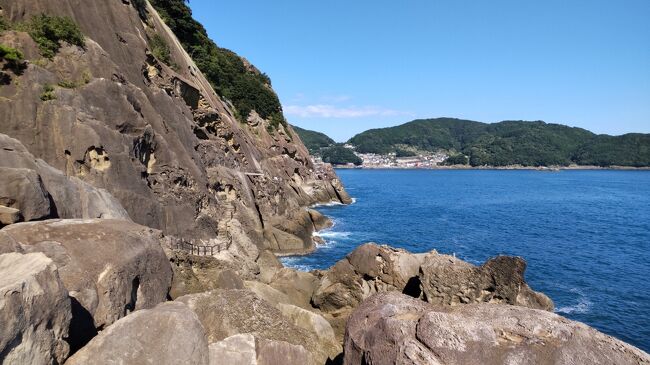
left=334, top=165, right=650, bottom=171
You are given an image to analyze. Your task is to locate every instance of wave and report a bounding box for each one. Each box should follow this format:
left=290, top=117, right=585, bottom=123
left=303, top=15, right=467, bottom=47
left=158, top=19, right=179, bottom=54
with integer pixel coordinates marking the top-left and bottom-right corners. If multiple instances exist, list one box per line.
left=311, top=201, right=345, bottom=208
left=556, top=289, right=592, bottom=315
left=279, top=257, right=314, bottom=272
left=318, top=231, right=351, bottom=239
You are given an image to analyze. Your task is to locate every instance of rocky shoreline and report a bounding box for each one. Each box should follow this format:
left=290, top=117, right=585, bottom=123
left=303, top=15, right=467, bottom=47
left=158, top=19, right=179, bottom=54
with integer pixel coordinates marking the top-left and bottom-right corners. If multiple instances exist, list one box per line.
left=1, top=0, right=649, bottom=364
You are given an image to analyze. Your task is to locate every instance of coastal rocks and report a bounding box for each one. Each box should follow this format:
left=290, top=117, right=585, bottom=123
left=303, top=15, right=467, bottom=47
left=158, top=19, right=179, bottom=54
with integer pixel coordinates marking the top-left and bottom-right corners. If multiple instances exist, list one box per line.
left=177, top=289, right=335, bottom=365
left=66, top=302, right=209, bottom=365
left=277, top=303, right=341, bottom=357
left=312, top=243, right=421, bottom=313
left=0, top=219, right=173, bottom=338
left=167, top=249, right=248, bottom=299
left=0, top=206, right=21, bottom=226
left=0, top=134, right=131, bottom=223
left=0, top=252, right=71, bottom=365
left=256, top=249, right=284, bottom=284
left=0, top=168, right=51, bottom=222
left=0, top=0, right=349, bottom=255
left=343, top=292, right=650, bottom=365
left=308, top=209, right=333, bottom=231
left=419, top=253, right=554, bottom=310
left=209, top=334, right=311, bottom=365
left=269, top=268, right=320, bottom=309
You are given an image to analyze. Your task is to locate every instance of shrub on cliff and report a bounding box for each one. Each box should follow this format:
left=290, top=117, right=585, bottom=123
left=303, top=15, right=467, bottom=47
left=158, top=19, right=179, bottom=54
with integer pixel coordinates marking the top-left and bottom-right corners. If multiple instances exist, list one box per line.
left=23, top=15, right=85, bottom=58
left=0, top=44, right=24, bottom=69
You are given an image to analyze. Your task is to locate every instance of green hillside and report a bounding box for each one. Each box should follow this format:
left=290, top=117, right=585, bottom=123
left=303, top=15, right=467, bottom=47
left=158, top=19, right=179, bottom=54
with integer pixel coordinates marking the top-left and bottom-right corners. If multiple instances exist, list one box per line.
left=348, top=118, right=650, bottom=167
left=291, top=126, right=335, bottom=154
left=292, top=126, right=362, bottom=166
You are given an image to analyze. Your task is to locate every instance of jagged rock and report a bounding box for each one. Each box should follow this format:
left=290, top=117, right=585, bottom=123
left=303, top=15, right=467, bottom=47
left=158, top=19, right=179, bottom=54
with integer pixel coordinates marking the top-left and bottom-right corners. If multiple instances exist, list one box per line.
left=270, top=268, right=320, bottom=309
left=0, top=0, right=349, bottom=257
left=277, top=303, right=341, bottom=359
left=307, top=209, right=333, bottom=231
left=256, top=249, right=284, bottom=284
left=0, top=219, right=173, bottom=348
left=312, top=243, right=421, bottom=313
left=244, top=280, right=292, bottom=307
left=0, top=206, right=21, bottom=226
left=0, top=252, right=71, bottom=365
left=419, top=253, right=554, bottom=310
left=208, top=334, right=311, bottom=365
left=66, top=302, right=209, bottom=365
left=344, top=292, right=650, bottom=365
left=0, top=168, right=51, bottom=222
left=0, top=134, right=131, bottom=222
left=177, top=289, right=334, bottom=365
left=167, top=249, right=252, bottom=299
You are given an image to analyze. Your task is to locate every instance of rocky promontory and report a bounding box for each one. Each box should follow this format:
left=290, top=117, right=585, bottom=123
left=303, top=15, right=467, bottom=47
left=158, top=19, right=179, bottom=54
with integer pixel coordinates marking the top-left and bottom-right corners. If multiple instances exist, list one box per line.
left=1, top=0, right=649, bottom=364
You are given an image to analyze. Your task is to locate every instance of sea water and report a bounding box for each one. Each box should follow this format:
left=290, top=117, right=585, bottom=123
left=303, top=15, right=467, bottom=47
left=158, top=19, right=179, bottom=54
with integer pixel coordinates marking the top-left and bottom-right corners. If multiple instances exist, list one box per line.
left=281, top=169, right=650, bottom=352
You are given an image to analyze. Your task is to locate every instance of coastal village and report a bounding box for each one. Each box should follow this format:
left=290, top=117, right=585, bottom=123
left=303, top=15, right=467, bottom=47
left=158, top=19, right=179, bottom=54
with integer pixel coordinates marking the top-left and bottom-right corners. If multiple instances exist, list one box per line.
left=314, top=144, right=449, bottom=168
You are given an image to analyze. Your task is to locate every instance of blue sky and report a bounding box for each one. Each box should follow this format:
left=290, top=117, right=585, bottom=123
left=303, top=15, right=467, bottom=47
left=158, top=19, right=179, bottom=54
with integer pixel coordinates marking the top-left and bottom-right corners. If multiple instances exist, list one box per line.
left=189, top=0, right=650, bottom=142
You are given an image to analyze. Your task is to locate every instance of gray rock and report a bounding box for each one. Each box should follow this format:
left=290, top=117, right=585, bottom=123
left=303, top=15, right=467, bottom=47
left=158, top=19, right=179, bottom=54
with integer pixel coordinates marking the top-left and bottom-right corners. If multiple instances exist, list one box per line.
left=312, top=243, right=421, bottom=313
left=0, top=134, right=131, bottom=222
left=270, top=268, right=320, bottom=309
left=208, top=334, right=311, bottom=365
left=177, top=289, right=333, bottom=365
left=0, top=252, right=71, bottom=365
left=0, top=219, right=173, bottom=336
left=0, top=206, right=21, bottom=226
left=344, top=292, right=650, bottom=365
left=0, top=168, right=51, bottom=222
left=66, top=302, right=209, bottom=365
left=419, top=252, right=554, bottom=310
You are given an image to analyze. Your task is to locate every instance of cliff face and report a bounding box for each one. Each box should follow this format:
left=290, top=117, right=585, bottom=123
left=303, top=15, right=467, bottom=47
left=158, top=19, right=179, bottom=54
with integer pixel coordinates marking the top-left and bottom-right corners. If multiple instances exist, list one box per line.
left=0, top=0, right=349, bottom=256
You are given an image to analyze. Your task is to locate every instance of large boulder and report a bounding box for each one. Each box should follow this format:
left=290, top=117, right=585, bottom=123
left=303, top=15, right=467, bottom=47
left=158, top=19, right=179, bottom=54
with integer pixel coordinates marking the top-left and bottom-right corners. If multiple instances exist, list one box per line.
left=0, top=252, right=71, bottom=365
left=177, top=289, right=336, bottom=365
left=419, top=253, right=553, bottom=310
left=0, top=168, right=51, bottom=222
left=0, top=219, right=173, bottom=350
left=344, top=292, right=650, bottom=365
left=0, top=134, right=130, bottom=223
left=66, top=302, right=209, bottom=365
left=269, top=268, right=320, bottom=309
left=208, top=334, right=311, bottom=365
left=312, top=243, right=421, bottom=314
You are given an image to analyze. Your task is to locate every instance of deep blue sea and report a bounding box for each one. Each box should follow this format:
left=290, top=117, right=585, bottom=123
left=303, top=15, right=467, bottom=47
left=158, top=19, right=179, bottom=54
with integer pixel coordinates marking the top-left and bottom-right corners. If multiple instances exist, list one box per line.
left=282, top=169, right=650, bottom=352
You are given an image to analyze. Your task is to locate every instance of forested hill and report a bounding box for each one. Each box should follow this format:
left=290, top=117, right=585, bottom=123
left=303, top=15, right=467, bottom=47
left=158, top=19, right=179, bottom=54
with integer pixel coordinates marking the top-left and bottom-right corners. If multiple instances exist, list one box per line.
left=292, top=126, right=335, bottom=154
left=292, top=126, right=362, bottom=165
left=348, top=118, right=650, bottom=167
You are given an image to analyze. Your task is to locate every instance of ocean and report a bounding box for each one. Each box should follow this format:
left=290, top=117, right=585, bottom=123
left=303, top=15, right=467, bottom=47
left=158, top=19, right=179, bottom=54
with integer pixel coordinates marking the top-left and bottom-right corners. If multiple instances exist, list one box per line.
left=281, top=169, right=650, bottom=352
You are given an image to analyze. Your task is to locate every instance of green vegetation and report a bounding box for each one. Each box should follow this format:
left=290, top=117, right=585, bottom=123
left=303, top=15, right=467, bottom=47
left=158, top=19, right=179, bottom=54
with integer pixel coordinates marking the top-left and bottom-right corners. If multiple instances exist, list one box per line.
left=348, top=118, right=650, bottom=167
left=292, top=125, right=336, bottom=154
left=21, top=15, right=85, bottom=59
left=321, top=145, right=362, bottom=166
left=292, top=126, right=361, bottom=165
left=149, top=33, right=172, bottom=66
left=40, top=84, right=56, bottom=101
left=0, top=44, right=24, bottom=70
left=149, top=0, right=286, bottom=129
left=0, top=17, right=8, bottom=32
left=443, top=153, right=470, bottom=166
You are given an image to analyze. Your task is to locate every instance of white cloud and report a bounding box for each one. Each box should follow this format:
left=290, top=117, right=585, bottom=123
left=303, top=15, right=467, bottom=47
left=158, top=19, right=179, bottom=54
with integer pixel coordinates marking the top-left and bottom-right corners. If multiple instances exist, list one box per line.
left=284, top=104, right=411, bottom=119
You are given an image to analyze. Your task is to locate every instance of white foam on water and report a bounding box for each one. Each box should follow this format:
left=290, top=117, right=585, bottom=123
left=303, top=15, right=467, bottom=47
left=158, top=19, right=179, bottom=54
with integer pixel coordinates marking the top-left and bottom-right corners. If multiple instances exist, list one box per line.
left=556, top=289, right=593, bottom=315
left=318, top=231, right=351, bottom=239
left=280, top=257, right=314, bottom=272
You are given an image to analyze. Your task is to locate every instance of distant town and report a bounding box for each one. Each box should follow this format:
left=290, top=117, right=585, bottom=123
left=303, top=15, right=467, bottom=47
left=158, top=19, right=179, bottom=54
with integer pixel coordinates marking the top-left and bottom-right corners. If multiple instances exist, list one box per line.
left=314, top=144, right=449, bottom=168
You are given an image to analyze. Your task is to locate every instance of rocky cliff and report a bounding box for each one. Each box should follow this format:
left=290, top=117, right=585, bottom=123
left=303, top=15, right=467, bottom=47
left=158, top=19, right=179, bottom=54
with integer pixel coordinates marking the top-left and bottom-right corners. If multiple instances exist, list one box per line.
left=1, top=1, right=649, bottom=365
left=0, top=0, right=349, bottom=259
